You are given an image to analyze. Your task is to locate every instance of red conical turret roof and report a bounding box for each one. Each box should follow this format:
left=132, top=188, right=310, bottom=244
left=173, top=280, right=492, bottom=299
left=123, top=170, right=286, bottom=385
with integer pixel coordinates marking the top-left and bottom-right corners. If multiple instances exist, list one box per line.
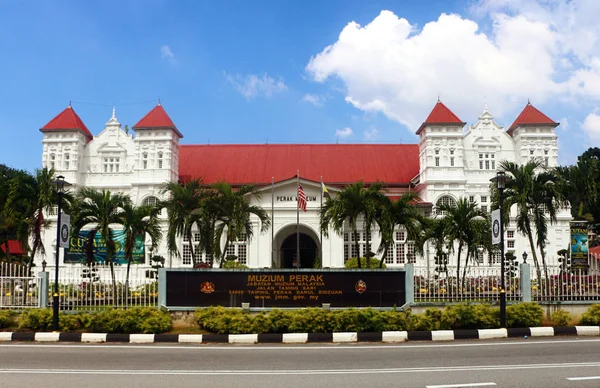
left=133, top=103, right=182, bottom=138
left=40, top=105, right=93, bottom=140
left=508, top=102, right=558, bottom=133
left=416, top=100, right=465, bottom=134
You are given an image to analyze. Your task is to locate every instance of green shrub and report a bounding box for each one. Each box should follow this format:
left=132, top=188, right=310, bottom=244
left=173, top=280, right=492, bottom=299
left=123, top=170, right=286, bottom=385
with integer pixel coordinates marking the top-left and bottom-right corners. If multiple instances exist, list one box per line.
left=506, top=302, right=543, bottom=328
left=580, top=305, right=600, bottom=325
left=344, top=257, right=386, bottom=269
left=550, top=309, right=571, bottom=326
left=18, top=309, right=90, bottom=331
left=0, top=310, right=15, bottom=329
left=380, top=310, right=411, bottom=331
left=223, top=261, right=249, bottom=269
left=89, top=307, right=171, bottom=334
left=441, top=304, right=499, bottom=330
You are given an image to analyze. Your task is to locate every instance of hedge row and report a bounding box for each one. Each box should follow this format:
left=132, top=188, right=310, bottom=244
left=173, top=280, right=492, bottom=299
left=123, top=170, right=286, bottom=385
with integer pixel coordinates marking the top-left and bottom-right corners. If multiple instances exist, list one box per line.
left=195, top=303, right=590, bottom=334
left=1, top=307, right=172, bottom=333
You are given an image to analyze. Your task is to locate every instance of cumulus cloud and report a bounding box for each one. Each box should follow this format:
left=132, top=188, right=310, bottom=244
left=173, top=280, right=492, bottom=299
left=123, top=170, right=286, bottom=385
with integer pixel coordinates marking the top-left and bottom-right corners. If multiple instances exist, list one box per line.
left=302, top=93, right=325, bottom=106
left=364, top=127, right=380, bottom=140
left=582, top=112, right=600, bottom=140
left=305, top=6, right=600, bottom=131
left=335, top=127, right=353, bottom=138
left=225, top=73, right=287, bottom=100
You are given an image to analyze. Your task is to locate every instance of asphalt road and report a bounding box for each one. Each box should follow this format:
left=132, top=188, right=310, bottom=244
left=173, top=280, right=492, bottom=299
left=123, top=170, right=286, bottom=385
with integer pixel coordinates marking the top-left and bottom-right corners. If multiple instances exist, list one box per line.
left=1, top=338, right=600, bottom=387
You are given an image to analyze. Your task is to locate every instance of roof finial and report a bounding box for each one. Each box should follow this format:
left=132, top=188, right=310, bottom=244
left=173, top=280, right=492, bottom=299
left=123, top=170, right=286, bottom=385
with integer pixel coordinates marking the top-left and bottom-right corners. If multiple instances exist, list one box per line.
left=484, top=96, right=488, bottom=112
left=527, top=98, right=531, bottom=105
left=157, top=98, right=161, bottom=106
left=437, top=95, right=440, bottom=102
left=68, top=100, right=72, bottom=108
left=112, top=104, right=116, bottom=119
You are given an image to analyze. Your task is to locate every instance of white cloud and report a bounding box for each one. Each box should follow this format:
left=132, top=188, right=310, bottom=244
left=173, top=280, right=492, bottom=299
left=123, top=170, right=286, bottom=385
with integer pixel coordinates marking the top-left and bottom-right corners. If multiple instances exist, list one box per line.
left=582, top=112, right=600, bottom=140
left=559, top=117, right=569, bottom=131
left=302, top=93, right=325, bottom=106
left=305, top=6, right=600, bottom=131
left=335, top=127, right=353, bottom=138
left=225, top=73, right=287, bottom=100
left=160, top=45, right=174, bottom=59
left=364, top=127, right=380, bottom=140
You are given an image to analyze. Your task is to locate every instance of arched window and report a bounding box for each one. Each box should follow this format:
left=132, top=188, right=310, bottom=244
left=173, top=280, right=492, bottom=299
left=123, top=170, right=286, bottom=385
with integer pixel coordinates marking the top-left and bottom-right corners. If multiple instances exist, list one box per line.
left=435, top=195, right=456, bottom=216
left=142, top=196, right=159, bottom=207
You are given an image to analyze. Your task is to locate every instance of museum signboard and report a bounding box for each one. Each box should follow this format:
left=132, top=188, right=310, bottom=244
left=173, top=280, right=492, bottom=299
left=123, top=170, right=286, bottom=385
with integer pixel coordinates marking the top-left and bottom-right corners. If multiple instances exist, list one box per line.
left=164, top=269, right=406, bottom=308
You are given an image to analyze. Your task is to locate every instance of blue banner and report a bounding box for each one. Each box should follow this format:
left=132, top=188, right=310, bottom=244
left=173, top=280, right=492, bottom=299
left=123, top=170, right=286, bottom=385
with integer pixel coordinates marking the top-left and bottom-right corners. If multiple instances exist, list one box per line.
left=65, top=230, right=145, bottom=265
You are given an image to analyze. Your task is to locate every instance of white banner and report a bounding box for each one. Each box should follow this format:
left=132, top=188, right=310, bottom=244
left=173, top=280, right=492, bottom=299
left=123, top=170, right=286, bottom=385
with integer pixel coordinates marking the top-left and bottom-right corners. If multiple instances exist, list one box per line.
left=491, top=209, right=501, bottom=245
left=59, top=213, right=70, bottom=248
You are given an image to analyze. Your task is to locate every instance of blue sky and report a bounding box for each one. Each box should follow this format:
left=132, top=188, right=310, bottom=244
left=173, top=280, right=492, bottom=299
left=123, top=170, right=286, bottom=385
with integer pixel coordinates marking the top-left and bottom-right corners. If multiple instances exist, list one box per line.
left=2, top=0, right=600, bottom=172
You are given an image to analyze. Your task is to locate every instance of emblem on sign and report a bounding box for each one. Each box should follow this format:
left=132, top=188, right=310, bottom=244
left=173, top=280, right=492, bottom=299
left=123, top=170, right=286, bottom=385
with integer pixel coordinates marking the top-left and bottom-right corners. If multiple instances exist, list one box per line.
left=200, top=282, right=215, bottom=294
left=355, top=280, right=367, bottom=294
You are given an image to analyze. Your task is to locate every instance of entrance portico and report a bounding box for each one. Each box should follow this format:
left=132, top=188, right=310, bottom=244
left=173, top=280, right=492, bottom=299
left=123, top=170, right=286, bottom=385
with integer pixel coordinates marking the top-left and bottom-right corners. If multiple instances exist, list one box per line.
left=273, top=224, right=320, bottom=269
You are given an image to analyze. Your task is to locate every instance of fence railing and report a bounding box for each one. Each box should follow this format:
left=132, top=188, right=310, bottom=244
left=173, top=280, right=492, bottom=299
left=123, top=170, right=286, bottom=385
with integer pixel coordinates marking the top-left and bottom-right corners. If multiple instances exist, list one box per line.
left=44, top=265, right=159, bottom=311
left=0, top=262, right=29, bottom=277
left=531, top=267, right=600, bottom=302
left=0, top=276, right=42, bottom=309
left=414, top=265, right=521, bottom=303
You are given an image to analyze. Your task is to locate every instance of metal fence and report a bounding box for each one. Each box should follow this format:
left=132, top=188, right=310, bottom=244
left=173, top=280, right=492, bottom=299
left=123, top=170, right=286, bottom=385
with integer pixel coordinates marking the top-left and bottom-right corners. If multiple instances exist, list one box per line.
left=0, top=263, right=42, bottom=309
left=532, top=267, right=600, bottom=302
left=44, top=265, right=159, bottom=311
left=413, top=265, right=521, bottom=303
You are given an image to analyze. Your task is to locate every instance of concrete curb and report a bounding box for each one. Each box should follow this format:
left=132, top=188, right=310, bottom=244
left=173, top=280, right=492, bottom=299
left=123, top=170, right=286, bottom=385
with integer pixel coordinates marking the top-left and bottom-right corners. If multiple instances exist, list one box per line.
left=0, top=326, right=597, bottom=344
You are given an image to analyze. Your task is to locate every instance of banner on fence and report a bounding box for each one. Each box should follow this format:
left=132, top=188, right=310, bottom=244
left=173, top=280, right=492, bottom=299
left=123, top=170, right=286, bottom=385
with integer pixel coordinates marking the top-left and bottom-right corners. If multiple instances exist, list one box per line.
left=570, top=221, right=589, bottom=269
left=65, top=230, right=145, bottom=265
left=491, top=209, right=501, bottom=245
left=59, top=213, right=70, bottom=248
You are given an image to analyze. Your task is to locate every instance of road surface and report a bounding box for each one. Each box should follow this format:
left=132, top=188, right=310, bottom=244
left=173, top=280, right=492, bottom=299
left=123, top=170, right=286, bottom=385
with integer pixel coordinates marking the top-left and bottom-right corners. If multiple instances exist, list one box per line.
left=1, top=337, right=600, bottom=387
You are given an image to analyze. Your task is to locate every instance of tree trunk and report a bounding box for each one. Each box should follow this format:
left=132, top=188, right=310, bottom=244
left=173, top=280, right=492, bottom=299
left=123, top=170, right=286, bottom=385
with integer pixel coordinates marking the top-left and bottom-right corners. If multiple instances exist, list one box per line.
left=578, top=201, right=584, bottom=218
left=125, top=253, right=132, bottom=305
left=455, top=242, right=463, bottom=299
left=353, top=224, right=361, bottom=269
left=220, top=233, right=231, bottom=269
left=461, top=248, right=470, bottom=291
left=379, top=244, right=388, bottom=268
left=539, top=245, right=550, bottom=294
left=365, top=224, right=370, bottom=269
left=188, top=230, right=197, bottom=267
left=109, top=260, right=117, bottom=308
left=526, top=227, right=543, bottom=288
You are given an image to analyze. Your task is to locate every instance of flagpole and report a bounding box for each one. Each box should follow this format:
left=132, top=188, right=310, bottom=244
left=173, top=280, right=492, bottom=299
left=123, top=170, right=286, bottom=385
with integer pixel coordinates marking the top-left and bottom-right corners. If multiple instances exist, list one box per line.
left=271, top=176, right=275, bottom=268
left=320, top=176, right=323, bottom=269
left=296, top=170, right=300, bottom=269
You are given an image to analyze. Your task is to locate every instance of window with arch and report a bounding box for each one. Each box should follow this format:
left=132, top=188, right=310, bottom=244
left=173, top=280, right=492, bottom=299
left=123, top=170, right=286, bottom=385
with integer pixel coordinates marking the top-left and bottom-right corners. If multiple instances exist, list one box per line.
left=435, top=195, right=456, bottom=216
left=157, top=152, right=163, bottom=169
left=142, top=196, right=159, bottom=207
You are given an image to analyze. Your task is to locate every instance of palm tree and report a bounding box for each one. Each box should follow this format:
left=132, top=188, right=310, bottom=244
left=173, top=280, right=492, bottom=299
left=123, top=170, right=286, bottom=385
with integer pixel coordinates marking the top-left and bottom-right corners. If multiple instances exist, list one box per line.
left=5, top=168, right=56, bottom=276
left=438, top=197, right=485, bottom=290
left=122, top=202, right=162, bottom=294
left=376, top=192, right=423, bottom=268
left=71, top=188, right=130, bottom=305
left=210, top=182, right=270, bottom=267
left=319, top=181, right=385, bottom=268
left=495, top=160, right=562, bottom=284
left=160, top=179, right=210, bottom=267
left=555, top=157, right=598, bottom=219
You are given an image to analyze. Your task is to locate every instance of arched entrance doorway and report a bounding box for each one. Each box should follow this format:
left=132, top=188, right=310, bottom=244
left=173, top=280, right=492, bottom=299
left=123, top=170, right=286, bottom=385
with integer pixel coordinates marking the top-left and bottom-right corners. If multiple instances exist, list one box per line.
left=280, top=233, right=318, bottom=269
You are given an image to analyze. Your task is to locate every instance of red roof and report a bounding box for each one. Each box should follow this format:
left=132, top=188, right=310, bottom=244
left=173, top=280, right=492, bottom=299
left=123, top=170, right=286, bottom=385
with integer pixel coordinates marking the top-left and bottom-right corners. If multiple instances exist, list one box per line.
left=416, top=100, right=465, bottom=134
left=179, top=144, right=419, bottom=185
left=133, top=104, right=183, bottom=138
left=508, top=102, right=558, bottom=132
left=0, top=240, right=26, bottom=256
left=40, top=106, right=93, bottom=140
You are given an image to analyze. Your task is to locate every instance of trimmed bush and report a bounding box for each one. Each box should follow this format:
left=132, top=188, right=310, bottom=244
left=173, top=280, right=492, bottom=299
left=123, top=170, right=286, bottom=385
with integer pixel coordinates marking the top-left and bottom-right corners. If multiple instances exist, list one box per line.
left=579, top=305, right=600, bottom=325
left=0, top=310, right=15, bottom=329
left=18, top=309, right=90, bottom=332
left=441, top=304, right=499, bottom=330
left=344, top=257, right=386, bottom=269
left=550, top=309, right=571, bottom=326
left=506, top=302, right=543, bottom=328
left=88, top=307, right=171, bottom=334
left=223, top=261, right=249, bottom=269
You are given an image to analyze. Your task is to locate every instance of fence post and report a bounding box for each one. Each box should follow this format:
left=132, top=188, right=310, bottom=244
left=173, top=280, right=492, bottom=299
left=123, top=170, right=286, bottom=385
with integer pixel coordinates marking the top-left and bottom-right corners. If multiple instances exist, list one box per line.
left=158, top=268, right=167, bottom=310
left=40, top=271, right=49, bottom=308
left=520, top=263, right=531, bottom=302
left=405, top=264, right=414, bottom=306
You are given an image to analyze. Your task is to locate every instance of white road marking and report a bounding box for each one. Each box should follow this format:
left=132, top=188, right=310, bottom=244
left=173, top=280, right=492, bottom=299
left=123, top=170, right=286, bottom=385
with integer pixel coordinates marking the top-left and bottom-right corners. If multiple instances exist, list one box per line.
left=0, top=361, right=599, bottom=376
left=567, top=376, right=600, bottom=381
left=1, top=338, right=599, bottom=351
left=426, top=383, right=496, bottom=388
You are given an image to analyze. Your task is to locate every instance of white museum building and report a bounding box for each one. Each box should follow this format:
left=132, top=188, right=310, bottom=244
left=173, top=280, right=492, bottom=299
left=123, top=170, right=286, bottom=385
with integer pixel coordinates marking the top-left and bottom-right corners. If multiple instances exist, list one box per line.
left=38, top=100, right=572, bottom=270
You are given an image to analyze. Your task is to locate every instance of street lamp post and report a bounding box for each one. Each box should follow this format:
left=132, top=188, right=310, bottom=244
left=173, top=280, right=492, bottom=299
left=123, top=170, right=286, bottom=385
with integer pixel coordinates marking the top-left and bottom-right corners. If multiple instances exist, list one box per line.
left=491, top=171, right=507, bottom=328
left=52, top=175, right=69, bottom=331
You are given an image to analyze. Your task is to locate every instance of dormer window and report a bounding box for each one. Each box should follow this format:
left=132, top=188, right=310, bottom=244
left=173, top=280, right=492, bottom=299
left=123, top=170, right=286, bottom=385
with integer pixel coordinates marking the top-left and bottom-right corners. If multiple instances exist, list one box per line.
left=157, top=152, right=163, bottom=169
left=64, top=153, right=70, bottom=170
left=143, top=152, right=148, bottom=170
